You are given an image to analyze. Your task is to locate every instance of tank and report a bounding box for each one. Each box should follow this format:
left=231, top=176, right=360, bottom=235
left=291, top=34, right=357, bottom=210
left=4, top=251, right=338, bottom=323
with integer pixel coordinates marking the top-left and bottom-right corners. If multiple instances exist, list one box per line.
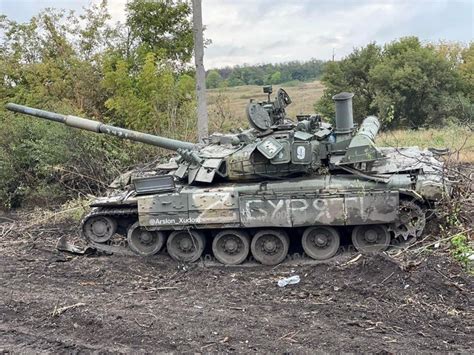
left=5, top=87, right=450, bottom=265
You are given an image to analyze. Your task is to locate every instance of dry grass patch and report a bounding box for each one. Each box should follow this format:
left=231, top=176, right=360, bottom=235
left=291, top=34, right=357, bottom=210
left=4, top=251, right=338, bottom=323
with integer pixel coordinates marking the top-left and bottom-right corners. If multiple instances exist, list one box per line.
left=207, top=80, right=324, bottom=132
left=378, top=127, right=474, bottom=163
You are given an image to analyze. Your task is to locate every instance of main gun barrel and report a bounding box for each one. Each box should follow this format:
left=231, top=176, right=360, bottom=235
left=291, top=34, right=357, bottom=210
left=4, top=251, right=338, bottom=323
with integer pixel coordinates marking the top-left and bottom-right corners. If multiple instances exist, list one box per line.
left=5, top=103, right=195, bottom=151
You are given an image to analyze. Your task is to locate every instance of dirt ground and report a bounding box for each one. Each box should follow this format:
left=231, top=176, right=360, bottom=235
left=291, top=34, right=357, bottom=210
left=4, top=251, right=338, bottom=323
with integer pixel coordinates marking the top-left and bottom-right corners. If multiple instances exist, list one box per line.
left=0, top=219, right=472, bottom=353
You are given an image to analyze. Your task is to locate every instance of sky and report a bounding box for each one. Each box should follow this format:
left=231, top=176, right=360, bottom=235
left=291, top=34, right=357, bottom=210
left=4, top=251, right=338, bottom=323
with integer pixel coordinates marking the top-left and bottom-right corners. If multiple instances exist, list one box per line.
left=1, top=0, right=473, bottom=68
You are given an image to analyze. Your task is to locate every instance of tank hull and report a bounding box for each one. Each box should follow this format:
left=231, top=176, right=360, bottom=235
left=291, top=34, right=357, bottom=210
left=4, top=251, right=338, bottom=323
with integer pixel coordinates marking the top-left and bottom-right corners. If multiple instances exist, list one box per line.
left=79, top=170, right=443, bottom=264
left=136, top=174, right=415, bottom=230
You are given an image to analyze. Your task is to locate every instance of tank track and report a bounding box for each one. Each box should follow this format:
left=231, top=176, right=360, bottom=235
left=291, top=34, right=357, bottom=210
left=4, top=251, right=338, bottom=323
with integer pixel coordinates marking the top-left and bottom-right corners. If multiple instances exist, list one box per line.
left=80, top=206, right=139, bottom=223
left=73, top=206, right=419, bottom=267
left=79, top=207, right=138, bottom=255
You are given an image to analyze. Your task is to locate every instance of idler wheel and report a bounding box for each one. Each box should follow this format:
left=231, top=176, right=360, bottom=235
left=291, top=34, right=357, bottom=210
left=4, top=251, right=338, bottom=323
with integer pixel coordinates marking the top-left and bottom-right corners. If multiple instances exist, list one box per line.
left=251, top=229, right=289, bottom=266
left=302, top=226, right=340, bottom=260
left=82, top=216, right=117, bottom=243
left=352, top=225, right=391, bottom=253
left=212, top=229, right=250, bottom=265
left=127, top=222, right=165, bottom=256
left=167, top=230, right=205, bottom=262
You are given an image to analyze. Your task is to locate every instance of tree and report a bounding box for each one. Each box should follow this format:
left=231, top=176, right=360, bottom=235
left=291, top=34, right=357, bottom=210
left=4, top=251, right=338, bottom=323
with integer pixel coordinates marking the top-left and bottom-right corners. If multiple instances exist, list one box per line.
left=315, top=37, right=470, bottom=128
left=102, top=52, right=196, bottom=138
left=206, top=69, right=222, bottom=89
left=228, top=71, right=245, bottom=87
left=126, top=0, right=194, bottom=64
left=315, top=43, right=381, bottom=123
left=0, top=0, right=202, bottom=208
left=270, top=71, right=282, bottom=84
left=370, top=37, right=461, bottom=128
left=0, top=3, right=135, bottom=207
left=459, top=43, right=474, bottom=100
left=211, top=60, right=325, bottom=87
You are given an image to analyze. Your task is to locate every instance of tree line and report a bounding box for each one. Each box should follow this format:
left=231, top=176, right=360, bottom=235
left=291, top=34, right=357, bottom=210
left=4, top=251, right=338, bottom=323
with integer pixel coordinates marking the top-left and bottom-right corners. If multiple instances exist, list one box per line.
left=206, top=59, right=325, bottom=88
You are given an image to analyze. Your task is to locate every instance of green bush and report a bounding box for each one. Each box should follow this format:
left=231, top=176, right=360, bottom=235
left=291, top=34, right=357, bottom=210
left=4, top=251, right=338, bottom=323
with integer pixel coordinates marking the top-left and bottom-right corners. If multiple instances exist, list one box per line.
left=0, top=110, right=150, bottom=208
left=450, top=234, right=473, bottom=270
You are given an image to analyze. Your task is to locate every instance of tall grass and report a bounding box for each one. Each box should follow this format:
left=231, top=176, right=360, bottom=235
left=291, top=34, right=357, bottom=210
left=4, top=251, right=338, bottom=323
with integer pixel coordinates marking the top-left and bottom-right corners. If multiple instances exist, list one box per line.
left=378, top=127, right=474, bottom=163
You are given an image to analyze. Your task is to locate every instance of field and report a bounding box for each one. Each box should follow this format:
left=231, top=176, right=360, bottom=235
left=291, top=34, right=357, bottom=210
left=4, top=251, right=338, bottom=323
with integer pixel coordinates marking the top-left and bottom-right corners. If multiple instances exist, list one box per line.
left=207, top=80, right=325, bottom=132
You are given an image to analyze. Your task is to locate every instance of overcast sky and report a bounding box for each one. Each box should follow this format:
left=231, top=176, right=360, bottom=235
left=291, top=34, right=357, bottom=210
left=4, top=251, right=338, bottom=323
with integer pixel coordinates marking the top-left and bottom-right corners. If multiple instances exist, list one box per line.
left=1, top=0, right=473, bottom=68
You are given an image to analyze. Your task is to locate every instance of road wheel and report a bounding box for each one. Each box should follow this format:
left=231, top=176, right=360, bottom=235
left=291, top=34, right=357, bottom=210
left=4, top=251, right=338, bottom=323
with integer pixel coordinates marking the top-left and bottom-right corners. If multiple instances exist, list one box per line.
left=251, top=229, right=289, bottom=266
left=127, top=222, right=165, bottom=256
left=352, top=225, right=390, bottom=253
left=82, top=216, right=117, bottom=243
left=302, top=226, right=340, bottom=260
left=167, top=230, right=206, bottom=262
left=212, top=229, right=250, bottom=265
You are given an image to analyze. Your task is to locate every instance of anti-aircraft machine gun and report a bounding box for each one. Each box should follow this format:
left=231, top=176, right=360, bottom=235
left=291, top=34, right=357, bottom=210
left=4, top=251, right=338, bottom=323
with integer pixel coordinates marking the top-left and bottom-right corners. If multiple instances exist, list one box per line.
left=6, top=87, right=449, bottom=265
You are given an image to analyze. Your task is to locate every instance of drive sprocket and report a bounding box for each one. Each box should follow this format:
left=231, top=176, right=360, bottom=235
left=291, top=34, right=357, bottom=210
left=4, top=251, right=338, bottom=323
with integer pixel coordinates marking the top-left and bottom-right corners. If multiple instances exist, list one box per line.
left=389, top=200, right=426, bottom=242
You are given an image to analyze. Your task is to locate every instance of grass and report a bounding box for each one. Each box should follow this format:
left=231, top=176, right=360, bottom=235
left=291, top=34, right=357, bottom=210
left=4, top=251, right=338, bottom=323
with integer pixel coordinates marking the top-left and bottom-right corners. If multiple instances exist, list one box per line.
left=207, top=80, right=325, bottom=131
left=450, top=233, right=473, bottom=271
left=378, top=127, right=474, bottom=163
left=207, top=80, right=473, bottom=163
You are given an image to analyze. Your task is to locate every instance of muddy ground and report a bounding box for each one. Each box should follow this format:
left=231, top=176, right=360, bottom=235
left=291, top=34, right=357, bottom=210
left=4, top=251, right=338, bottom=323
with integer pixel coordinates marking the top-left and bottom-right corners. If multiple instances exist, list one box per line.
left=0, top=220, right=472, bottom=353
